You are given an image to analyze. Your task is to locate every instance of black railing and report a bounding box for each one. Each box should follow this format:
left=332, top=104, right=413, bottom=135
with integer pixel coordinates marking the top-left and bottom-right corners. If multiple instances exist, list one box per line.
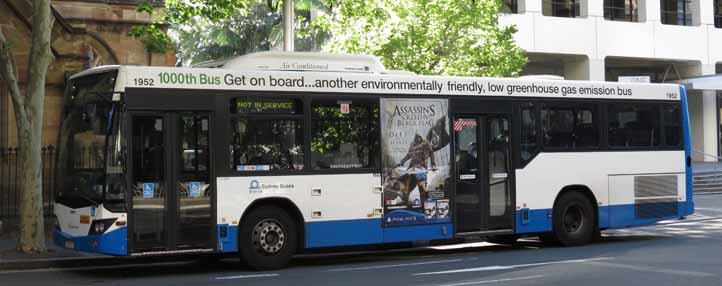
left=0, top=146, right=57, bottom=220
left=604, top=6, right=639, bottom=22
left=661, top=10, right=694, bottom=26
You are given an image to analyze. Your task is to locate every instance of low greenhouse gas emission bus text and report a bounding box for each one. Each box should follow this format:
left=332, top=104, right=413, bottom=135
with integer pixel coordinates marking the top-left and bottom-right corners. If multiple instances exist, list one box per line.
left=53, top=52, right=694, bottom=270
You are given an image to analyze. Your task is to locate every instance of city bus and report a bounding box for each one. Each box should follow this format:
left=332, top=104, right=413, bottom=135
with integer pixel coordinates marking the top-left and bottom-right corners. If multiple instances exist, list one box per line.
left=52, top=52, right=693, bottom=270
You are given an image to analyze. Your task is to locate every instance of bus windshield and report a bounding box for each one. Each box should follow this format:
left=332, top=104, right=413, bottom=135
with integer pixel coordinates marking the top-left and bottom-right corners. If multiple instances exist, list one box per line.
left=56, top=71, right=122, bottom=208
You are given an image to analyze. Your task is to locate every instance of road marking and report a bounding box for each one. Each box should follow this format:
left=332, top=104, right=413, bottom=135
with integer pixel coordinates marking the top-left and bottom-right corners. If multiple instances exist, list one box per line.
left=414, top=257, right=614, bottom=275
left=215, top=273, right=280, bottom=280
left=582, top=261, right=716, bottom=277
left=438, top=275, right=544, bottom=286
left=327, top=258, right=463, bottom=272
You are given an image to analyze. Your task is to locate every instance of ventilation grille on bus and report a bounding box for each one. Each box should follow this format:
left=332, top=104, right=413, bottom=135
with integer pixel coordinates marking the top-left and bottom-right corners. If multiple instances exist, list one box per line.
left=634, top=175, right=678, bottom=219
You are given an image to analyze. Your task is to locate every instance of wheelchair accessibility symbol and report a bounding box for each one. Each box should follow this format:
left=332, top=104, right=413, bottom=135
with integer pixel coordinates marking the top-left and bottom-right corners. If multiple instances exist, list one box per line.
left=189, top=182, right=201, bottom=198
left=143, top=183, right=155, bottom=199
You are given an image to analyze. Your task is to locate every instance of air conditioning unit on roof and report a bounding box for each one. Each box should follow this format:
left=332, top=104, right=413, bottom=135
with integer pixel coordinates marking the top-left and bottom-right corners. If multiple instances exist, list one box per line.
left=216, top=51, right=388, bottom=74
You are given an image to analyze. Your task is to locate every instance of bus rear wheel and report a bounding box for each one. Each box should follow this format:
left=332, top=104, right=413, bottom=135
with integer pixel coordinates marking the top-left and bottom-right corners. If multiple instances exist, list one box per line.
left=552, top=192, right=595, bottom=246
left=239, top=206, right=297, bottom=270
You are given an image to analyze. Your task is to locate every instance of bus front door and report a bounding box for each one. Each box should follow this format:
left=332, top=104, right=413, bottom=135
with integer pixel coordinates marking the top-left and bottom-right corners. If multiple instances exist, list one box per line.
left=129, top=112, right=214, bottom=253
left=453, top=115, right=513, bottom=234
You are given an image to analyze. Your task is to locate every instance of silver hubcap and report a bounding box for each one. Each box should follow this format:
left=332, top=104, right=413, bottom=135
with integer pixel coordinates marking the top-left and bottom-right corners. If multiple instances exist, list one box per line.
left=252, top=219, right=285, bottom=255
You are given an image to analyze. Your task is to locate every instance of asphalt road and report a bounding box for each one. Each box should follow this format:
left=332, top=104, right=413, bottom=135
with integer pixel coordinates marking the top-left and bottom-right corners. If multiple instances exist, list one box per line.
left=1, top=193, right=721, bottom=286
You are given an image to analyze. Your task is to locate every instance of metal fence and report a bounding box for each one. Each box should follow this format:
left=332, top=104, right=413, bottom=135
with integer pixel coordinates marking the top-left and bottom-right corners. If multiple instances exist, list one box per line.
left=0, top=146, right=57, bottom=220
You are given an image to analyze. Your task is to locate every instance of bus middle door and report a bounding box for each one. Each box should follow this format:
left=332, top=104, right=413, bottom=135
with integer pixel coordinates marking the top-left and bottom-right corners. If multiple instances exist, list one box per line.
left=453, top=114, right=513, bottom=234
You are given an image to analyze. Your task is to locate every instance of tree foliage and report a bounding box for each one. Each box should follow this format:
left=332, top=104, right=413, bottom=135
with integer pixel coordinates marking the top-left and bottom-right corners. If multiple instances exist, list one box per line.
left=129, top=0, right=250, bottom=54
left=315, top=0, right=527, bottom=77
left=132, top=0, right=328, bottom=65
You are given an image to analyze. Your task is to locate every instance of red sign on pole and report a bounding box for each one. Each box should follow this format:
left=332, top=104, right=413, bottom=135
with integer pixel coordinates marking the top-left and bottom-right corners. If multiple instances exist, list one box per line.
left=340, top=103, right=350, bottom=114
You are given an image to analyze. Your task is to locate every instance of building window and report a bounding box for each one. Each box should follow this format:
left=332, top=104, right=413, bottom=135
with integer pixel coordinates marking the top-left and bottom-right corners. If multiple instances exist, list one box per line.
left=608, top=103, right=660, bottom=147
left=543, top=0, right=581, bottom=18
left=310, top=99, right=380, bottom=170
left=604, top=0, right=639, bottom=22
left=229, top=98, right=305, bottom=171
left=714, top=0, right=722, bottom=28
left=661, top=0, right=694, bottom=26
left=502, top=0, right=519, bottom=13
left=541, top=105, right=598, bottom=148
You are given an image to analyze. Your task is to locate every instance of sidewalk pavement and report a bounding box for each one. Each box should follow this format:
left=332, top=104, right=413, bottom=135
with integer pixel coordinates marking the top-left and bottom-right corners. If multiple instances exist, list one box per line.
left=0, top=229, right=109, bottom=270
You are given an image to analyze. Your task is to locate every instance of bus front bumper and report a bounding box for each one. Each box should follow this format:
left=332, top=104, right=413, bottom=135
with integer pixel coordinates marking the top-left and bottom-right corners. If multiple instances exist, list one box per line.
left=53, top=227, right=128, bottom=256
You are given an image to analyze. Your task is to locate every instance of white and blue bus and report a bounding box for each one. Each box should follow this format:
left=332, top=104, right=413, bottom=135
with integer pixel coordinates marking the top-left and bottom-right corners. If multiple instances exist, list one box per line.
left=53, top=52, right=693, bottom=270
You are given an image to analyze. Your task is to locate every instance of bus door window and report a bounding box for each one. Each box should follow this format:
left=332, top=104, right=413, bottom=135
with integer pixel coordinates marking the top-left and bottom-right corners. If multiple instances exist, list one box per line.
left=455, top=118, right=479, bottom=180
left=177, top=114, right=212, bottom=247
left=487, top=117, right=511, bottom=223
left=131, top=116, right=166, bottom=245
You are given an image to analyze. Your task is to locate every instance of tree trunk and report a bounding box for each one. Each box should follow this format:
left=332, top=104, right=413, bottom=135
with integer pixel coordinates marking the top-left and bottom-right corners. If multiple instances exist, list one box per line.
left=0, top=0, right=54, bottom=253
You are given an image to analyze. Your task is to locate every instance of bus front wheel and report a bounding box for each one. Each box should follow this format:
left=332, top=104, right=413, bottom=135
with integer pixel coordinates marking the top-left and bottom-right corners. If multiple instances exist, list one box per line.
left=239, top=206, right=298, bottom=270
left=552, top=192, right=595, bottom=246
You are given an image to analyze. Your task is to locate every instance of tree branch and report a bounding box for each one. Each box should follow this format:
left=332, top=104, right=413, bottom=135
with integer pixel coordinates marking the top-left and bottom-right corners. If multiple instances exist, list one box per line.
left=0, top=29, right=27, bottom=114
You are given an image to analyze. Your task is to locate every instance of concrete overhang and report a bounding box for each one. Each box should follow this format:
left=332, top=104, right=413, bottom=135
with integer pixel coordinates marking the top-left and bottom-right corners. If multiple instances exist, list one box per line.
left=676, top=75, right=722, bottom=91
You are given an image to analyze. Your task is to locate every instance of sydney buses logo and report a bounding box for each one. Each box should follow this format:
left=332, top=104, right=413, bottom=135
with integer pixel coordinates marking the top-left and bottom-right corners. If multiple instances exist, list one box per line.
left=249, top=180, right=262, bottom=194
left=248, top=179, right=295, bottom=194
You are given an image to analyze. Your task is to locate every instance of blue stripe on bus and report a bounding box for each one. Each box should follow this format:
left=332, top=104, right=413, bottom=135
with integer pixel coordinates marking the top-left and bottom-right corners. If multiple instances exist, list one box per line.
left=515, top=202, right=690, bottom=234
left=306, top=219, right=383, bottom=248
left=383, top=223, right=454, bottom=243
left=219, top=219, right=454, bottom=250
left=680, top=85, right=695, bottom=216
left=217, top=224, right=238, bottom=253
left=53, top=227, right=128, bottom=255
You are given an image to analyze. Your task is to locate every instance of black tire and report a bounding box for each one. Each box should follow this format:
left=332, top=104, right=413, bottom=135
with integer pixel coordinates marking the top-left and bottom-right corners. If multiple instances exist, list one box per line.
left=239, top=206, right=298, bottom=270
left=484, top=234, right=518, bottom=245
left=552, top=192, right=595, bottom=246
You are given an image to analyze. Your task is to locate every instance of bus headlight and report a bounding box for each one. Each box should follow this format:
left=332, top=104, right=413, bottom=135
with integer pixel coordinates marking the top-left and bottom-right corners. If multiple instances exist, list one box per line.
left=88, top=218, right=117, bottom=235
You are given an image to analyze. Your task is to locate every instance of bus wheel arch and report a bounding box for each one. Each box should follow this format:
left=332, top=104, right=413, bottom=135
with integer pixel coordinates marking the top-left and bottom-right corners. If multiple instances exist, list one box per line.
left=238, top=198, right=305, bottom=270
left=550, top=185, right=599, bottom=246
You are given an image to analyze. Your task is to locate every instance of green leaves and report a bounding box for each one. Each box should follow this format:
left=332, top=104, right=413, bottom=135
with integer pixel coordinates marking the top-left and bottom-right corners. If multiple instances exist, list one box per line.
left=316, top=0, right=527, bottom=77
left=130, top=0, right=252, bottom=55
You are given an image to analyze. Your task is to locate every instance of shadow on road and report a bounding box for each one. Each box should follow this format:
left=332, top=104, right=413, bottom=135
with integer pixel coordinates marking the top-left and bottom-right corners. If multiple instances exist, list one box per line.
left=55, top=232, right=669, bottom=279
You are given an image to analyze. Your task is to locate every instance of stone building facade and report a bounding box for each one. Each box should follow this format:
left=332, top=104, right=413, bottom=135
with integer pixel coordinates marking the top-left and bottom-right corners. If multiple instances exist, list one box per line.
left=0, top=0, right=174, bottom=147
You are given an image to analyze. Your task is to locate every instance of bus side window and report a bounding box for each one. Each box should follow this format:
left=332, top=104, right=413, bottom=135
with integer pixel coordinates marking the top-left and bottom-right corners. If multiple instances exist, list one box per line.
left=663, top=104, right=682, bottom=147
left=229, top=98, right=305, bottom=171
left=310, top=100, right=380, bottom=170
left=520, top=103, right=538, bottom=163
left=542, top=105, right=598, bottom=149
